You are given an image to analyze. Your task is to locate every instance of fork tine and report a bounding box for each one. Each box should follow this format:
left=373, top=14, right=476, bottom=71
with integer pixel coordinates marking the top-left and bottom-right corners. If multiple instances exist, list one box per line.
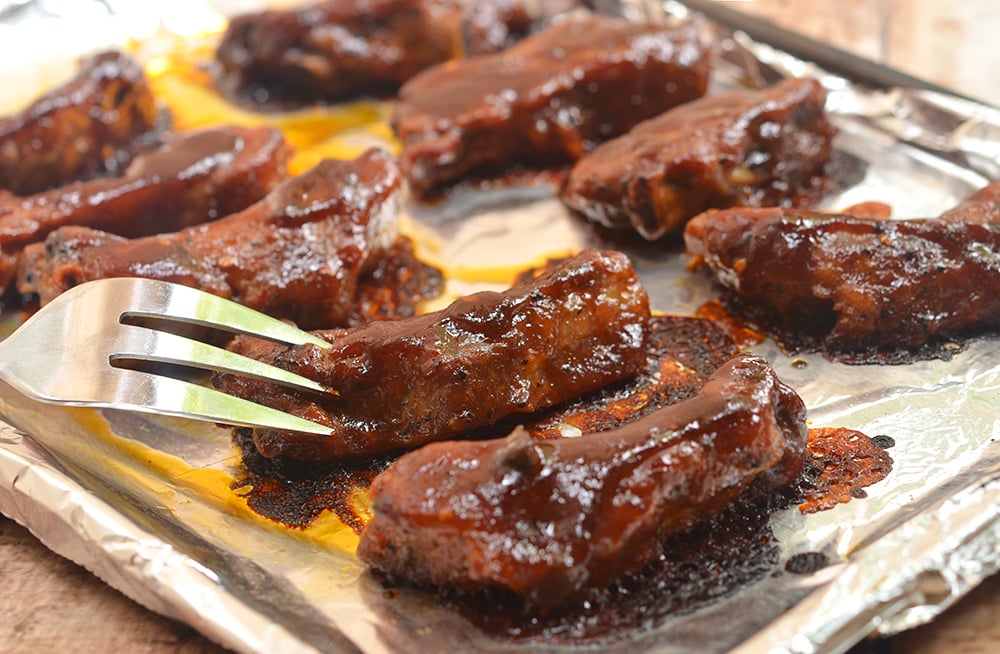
left=110, top=325, right=332, bottom=396
left=113, top=278, right=332, bottom=349
left=93, top=369, right=334, bottom=436
left=3, top=278, right=338, bottom=436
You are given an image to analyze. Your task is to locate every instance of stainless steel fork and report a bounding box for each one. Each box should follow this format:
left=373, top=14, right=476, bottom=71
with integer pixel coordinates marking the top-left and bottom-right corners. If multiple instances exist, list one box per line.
left=0, top=278, right=335, bottom=436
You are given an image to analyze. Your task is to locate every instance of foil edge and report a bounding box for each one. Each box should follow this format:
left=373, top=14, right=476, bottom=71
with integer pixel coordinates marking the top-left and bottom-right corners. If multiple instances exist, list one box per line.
left=733, top=469, right=1000, bottom=653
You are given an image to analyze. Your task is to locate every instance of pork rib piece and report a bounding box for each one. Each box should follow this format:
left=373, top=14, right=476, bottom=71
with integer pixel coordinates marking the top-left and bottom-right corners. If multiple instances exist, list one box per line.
left=0, top=50, right=161, bottom=196
left=0, top=125, right=288, bottom=249
left=19, top=149, right=401, bottom=328
left=562, top=77, right=835, bottom=240
left=0, top=125, right=289, bottom=291
left=357, top=353, right=807, bottom=609
left=214, top=249, right=650, bottom=461
left=394, top=14, right=710, bottom=195
left=684, top=182, right=1000, bottom=354
left=216, top=0, right=531, bottom=103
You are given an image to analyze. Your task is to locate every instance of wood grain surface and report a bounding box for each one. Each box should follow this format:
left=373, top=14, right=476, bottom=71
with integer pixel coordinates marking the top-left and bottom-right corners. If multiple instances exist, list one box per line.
left=0, top=516, right=226, bottom=653
left=1, top=1, right=997, bottom=653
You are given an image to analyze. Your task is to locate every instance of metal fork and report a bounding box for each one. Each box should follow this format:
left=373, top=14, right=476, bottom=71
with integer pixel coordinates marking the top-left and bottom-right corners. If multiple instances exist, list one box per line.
left=1, top=278, right=335, bottom=436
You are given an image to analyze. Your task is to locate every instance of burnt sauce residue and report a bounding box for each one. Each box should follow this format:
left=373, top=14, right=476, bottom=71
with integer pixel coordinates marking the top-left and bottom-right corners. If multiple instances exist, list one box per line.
left=232, top=428, right=392, bottom=533
left=230, top=313, right=893, bottom=635
left=796, top=427, right=894, bottom=514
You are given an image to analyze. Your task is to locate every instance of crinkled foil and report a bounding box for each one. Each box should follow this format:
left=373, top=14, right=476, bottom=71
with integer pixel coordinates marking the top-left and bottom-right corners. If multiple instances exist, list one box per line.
left=1, top=1, right=999, bottom=653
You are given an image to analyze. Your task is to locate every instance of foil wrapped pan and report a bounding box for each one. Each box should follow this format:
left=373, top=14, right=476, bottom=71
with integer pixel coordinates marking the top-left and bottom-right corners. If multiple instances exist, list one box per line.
left=1, top=1, right=999, bottom=652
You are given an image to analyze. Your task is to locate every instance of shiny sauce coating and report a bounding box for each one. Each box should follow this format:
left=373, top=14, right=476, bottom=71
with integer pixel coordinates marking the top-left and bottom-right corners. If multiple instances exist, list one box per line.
left=215, top=0, right=531, bottom=104
left=0, top=50, right=160, bottom=196
left=1, top=124, right=289, bottom=291
left=563, top=77, right=835, bottom=240
left=684, top=182, right=1000, bottom=358
left=394, top=14, right=710, bottom=194
left=215, top=249, right=651, bottom=461
left=19, top=148, right=401, bottom=328
left=357, top=353, right=807, bottom=609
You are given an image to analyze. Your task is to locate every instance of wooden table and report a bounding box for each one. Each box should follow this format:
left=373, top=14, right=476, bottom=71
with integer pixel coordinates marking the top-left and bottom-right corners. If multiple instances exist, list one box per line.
left=1, top=1, right=998, bottom=652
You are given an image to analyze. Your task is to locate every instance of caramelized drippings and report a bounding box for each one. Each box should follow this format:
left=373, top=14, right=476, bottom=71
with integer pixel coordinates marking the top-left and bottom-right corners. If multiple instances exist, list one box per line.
left=349, top=235, right=444, bottom=326
left=231, top=430, right=392, bottom=532
left=796, top=427, right=894, bottom=514
left=784, top=551, right=831, bottom=575
left=694, top=299, right=766, bottom=348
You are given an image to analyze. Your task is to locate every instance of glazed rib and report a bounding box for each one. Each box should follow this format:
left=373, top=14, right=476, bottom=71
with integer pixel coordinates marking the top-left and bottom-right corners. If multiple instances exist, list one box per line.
left=0, top=51, right=160, bottom=196
left=684, top=182, right=1000, bottom=353
left=216, top=0, right=531, bottom=103
left=214, top=249, right=650, bottom=461
left=0, top=127, right=290, bottom=288
left=1, top=125, right=289, bottom=291
left=19, top=149, right=401, bottom=328
left=357, top=353, right=807, bottom=609
left=0, top=125, right=288, bottom=249
left=394, top=14, right=710, bottom=195
left=562, top=77, right=835, bottom=240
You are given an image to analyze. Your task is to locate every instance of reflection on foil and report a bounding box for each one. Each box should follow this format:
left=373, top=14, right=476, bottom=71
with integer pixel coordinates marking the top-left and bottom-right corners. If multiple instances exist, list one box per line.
left=715, top=24, right=1000, bottom=181
left=1, top=1, right=999, bottom=653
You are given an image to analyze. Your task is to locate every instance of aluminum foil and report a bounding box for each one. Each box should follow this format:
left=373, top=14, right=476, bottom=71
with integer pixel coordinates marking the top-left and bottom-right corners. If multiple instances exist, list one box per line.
left=1, top=1, right=999, bottom=653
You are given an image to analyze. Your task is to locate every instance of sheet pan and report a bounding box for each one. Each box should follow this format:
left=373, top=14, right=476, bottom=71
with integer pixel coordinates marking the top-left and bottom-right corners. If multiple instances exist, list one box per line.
left=1, top=1, right=998, bottom=652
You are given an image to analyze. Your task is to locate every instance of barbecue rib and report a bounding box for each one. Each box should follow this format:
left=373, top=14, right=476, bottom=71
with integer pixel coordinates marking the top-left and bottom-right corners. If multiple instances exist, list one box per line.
left=216, top=0, right=532, bottom=103
left=562, top=77, right=835, bottom=240
left=214, top=249, right=650, bottom=461
left=684, top=182, right=1000, bottom=354
left=19, top=149, right=402, bottom=328
left=394, top=14, right=710, bottom=195
left=1, top=125, right=289, bottom=291
left=0, top=50, right=160, bottom=196
left=357, top=353, right=807, bottom=609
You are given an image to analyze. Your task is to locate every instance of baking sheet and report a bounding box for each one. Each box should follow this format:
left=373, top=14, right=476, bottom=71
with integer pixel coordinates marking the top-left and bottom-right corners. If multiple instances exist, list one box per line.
left=1, top=1, right=999, bottom=653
